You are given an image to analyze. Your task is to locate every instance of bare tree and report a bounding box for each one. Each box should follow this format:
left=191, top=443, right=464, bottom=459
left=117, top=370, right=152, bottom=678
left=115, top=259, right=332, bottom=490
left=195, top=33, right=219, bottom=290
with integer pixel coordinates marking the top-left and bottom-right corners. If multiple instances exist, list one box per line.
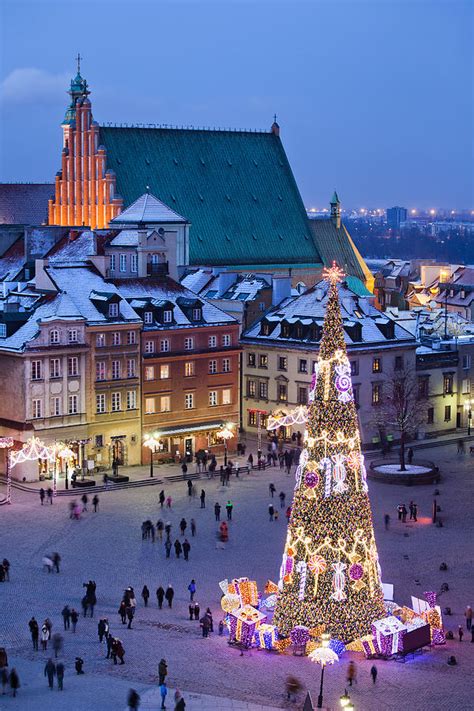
left=374, top=365, right=429, bottom=471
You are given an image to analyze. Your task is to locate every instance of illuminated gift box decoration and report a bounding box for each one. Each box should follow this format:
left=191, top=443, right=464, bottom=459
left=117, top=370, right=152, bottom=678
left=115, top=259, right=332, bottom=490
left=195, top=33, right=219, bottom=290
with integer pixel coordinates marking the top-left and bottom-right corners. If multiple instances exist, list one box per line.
left=264, top=580, right=279, bottom=595
left=372, top=616, right=406, bottom=656
left=290, top=625, right=311, bottom=652
left=221, top=594, right=241, bottom=613
left=359, top=635, right=380, bottom=657
left=229, top=605, right=266, bottom=646
left=423, top=590, right=445, bottom=645
left=255, top=623, right=278, bottom=650
left=238, top=579, right=259, bottom=607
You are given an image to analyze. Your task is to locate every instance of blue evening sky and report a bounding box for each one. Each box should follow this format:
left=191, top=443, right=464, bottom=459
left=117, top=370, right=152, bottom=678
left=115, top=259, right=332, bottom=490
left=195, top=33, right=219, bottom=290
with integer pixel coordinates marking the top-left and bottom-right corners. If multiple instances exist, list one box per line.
left=0, top=0, right=472, bottom=209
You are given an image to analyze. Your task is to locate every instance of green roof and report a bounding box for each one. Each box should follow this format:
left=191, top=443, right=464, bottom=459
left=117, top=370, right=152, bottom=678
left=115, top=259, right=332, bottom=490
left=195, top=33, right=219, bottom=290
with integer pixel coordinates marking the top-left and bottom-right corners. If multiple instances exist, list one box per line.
left=345, top=275, right=373, bottom=297
left=99, top=127, right=320, bottom=267
left=308, top=218, right=372, bottom=285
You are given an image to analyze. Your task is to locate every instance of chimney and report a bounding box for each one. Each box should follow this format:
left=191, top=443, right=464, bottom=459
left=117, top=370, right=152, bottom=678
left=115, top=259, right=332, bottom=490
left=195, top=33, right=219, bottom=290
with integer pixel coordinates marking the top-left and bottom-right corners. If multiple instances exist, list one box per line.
left=272, top=276, right=292, bottom=306
left=217, top=272, right=238, bottom=297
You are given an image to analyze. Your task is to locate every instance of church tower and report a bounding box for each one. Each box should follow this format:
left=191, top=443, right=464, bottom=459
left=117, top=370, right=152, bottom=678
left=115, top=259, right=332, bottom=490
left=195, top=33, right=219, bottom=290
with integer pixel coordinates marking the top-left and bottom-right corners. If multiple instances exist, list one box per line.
left=330, top=190, right=341, bottom=229
left=48, top=57, right=123, bottom=229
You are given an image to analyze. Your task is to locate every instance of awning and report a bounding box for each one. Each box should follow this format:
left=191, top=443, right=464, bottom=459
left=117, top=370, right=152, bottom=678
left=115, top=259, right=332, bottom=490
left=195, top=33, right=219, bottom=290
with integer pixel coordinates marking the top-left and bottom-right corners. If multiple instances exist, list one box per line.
left=146, top=421, right=226, bottom=437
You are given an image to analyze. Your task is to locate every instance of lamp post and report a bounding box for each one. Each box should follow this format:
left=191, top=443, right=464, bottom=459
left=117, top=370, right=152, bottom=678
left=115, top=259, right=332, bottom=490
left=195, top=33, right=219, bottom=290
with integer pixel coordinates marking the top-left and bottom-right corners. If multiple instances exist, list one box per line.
left=144, top=434, right=160, bottom=478
left=217, top=423, right=234, bottom=466
left=309, top=633, right=339, bottom=709
left=0, top=437, right=14, bottom=505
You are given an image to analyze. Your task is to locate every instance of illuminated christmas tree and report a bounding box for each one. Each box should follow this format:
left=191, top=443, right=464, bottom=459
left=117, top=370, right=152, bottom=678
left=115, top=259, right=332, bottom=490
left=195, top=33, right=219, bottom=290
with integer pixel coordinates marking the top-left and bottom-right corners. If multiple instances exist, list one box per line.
left=273, top=263, right=385, bottom=642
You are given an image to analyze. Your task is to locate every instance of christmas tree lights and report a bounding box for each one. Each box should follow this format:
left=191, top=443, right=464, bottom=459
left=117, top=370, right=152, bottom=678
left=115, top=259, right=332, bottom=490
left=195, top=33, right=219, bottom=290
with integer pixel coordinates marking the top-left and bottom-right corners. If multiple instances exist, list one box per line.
left=273, top=263, right=385, bottom=642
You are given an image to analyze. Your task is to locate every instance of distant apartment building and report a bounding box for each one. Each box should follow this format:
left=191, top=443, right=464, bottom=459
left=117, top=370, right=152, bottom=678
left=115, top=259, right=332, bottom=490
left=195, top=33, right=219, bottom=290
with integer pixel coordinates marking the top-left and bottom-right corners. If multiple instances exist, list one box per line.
left=386, top=206, right=407, bottom=229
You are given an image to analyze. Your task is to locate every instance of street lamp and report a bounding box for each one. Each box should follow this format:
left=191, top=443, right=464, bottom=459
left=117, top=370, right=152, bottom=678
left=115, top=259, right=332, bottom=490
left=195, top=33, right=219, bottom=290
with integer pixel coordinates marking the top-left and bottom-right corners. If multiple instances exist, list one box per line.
left=143, top=433, right=160, bottom=478
left=340, top=689, right=351, bottom=708
left=217, top=423, right=234, bottom=466
left=309, top=633, right=339, bottom=709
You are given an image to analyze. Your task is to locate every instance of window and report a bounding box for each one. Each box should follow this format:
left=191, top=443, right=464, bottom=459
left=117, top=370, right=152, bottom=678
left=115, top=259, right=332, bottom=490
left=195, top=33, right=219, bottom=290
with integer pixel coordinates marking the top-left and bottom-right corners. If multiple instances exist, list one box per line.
left=278, top=383, right=287, bottom=402
left=248, top=380, right=256, bottom=397
left=160, top=339, right=170, bottom=353
left=68, top=394, right=78, bottom=415
left=278, top=356, right=288, bottom=371
left=192, top=308, right=202, bottom=321
left=372, top=357, right=382, bottom=373
left=372, top=383, right=382, bottom=406
left=394, top=355, right=403, bottom=371
left=259, top=354, right=268, bottom=368
left=185, top=393, right=195, bottom=409
left=427, top=407, right=434, bottom=424
left=462, top=378, right=471, bottom=395
left=444, top=405, right=451, bottom=421
left=127, top=359, right=136, bottom=378
left=144, top=311, right=153, bottom=324
left=112, top=360, right=121, bottom=379
left=109, top=254, right=116, bottom=272
left=96, top=333, right=105, bottom=347
left=96, top=394, right=106, bottom=413
left=248, top=353, right=256, bottom=367
left=209, top=391, right=218, bottom=407
left=185, top=361, right=195, bottom=377
left=209, top=359, right=217, bottom=374
left=112, top=332, right=121, bottom=346
left=111, top=392, right=121, bottom=412
left=209, top=335, right=217, bottom=348
left=109, top=303, right=119, bottom=318
left=50, top=358, right=61, bottom=379
left=67, top=357, right=79, bottom=377
left=222, top=388, right=231, bottom=405
left=298, top=387, right=308, bottom=405
left=298, top=359, right=308, bottom=374
left=50, top=329, right=59, bottom=344
left=248, top=411, right=257, bottom=426
left=144, top=366, right=155, bottom=381
left=222, top=334, right=231, bottom=347
left=350, top=361, right=359, bottom=376
left=160, top=364, right=170, bottom=379
left=32, top=399, right=42, bottom=419
left=259, top=381, right=268, bottom=399
left=462, top=354, right=471, bottom=370
left=443, top=373, right=454, bottom=395
left=131, top=254, right=138, bottom=273
left=95, top=435, right=104, bottom=448
left=126, top=391, right=137, bottom=410
left=51, top=396, right=61, bottom=416
left=418, top=376, right=429, bottom=399
left=184, top=337, right=194, bottom=351
left=0, top=323, right=6, bottom=338
left=353, top=384, right=360, bottom=407
left=127, top=331, right=136, bottom=345
left=160, top=395, right=171, bottom=412
left=222, top=358, right=231, bottom=373
left=96, top=361, right=106, bottom=381
left=68, top=329, right=78, bottom=343
left=31, top=360, right=42, bottom=380
left=145, top=397, right=156, bottom=414
left=119, top=254, right=127, bottom=272
left=144, top=340, right=155, bottom=354
left=163, top=310, right=173, bottom=323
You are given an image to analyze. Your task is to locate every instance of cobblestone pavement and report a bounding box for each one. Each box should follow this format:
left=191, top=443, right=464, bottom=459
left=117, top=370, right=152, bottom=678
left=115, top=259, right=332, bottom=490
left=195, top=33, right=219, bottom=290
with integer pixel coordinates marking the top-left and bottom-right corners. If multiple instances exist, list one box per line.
left=1, top=442, right=473, bottom=711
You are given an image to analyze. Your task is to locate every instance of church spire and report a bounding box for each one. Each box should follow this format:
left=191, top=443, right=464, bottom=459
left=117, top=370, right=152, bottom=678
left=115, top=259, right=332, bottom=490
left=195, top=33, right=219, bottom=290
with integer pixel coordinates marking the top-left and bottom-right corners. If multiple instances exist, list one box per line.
left=330, top=190, right=341, bottom=229
left=63, top=55, right=90, bottom=125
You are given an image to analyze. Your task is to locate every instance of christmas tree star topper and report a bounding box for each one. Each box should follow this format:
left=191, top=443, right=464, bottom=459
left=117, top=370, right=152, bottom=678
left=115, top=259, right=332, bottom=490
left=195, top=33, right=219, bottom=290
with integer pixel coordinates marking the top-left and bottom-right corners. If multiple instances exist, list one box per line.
left=322, top=261, right=345, bottom=285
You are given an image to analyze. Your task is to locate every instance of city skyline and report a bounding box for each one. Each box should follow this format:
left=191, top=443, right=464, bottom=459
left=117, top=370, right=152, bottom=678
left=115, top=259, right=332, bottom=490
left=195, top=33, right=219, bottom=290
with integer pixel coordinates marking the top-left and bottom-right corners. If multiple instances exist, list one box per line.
left=0, top=0, right=472, bottom=209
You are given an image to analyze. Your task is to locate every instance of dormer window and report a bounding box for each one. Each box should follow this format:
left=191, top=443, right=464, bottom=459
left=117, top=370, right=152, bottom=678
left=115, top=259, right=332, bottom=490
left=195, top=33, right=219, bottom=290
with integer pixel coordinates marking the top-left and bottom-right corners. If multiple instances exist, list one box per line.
left=281, top=324, right=290, bottom=338
left=144, top=311, right=153, bottom=324
left=109, top=303, right=119, bottom=318
left=192, top=308, right=202, bottom=321
left=261, top=322, right=271, bottom=336
left=461, top=289, right=466, bottom=299
left=163, top=310, right=173, bottom=323
left=50, top=329, right=59, bottom=344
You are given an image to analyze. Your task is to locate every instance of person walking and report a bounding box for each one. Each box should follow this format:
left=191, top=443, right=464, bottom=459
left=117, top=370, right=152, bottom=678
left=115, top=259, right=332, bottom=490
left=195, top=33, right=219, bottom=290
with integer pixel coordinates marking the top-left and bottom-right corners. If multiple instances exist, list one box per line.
left=159, top=681, right=167, bottom=710
left=285, top=675, right=301, bottom=702
left=44, top=659, right=56, bottom=690
left=40, top=488, right=45, bottom=505
left=413, top=503, right=418, bottom=522
left=179, top=518, right=187, bottom=536
left=157, top=519, right=164, bottom=541
left=279, top=491, right=286, bottom=508
left=214, top=502, right=221, bottom=521
left=156, top=586, right=165, bottom=609
left=458, top=625, right=464, bottom=641
left=465, top=606, right=473, bottom=631
left=29, top=617, right=39, bottom=650
left=9, top=669, right=20, bottom=698
left=269, top=483, right=276, bottom=498
left=142, top=585, right=150, bottom=607
left=127, top=688, right=140, bottom=710
left=159, top=490, right=165, bottom=508
left=174, top=689, right=186, bottom=711
left=165, top=522, right=172, bottom=541
left=47, top=487, right=53, bottom=504
left=200, top=489, right=206, bottom=509
left=92, top=495, right=99, bottom=512
left=226, top=500, right=233, bottom=521
left=98, top=618, right=107, bottom=643
left=188, top=579, right=196, bottom=601
left=165, top=539, right=172, bottom=558
left=187, top=479, right=192, bottom=497
left=182, top=461, right=188, bottom=477
left=41, top=623, right=50, bottom=651
left=401, top=504, right=407, bottom=523
left=165, top=585, right=174, bottom=608
left=347, top=661, right=357, bottom=687
left=268, top=504, right=275, bottom=521
left=70, top=608, right=78, bottom=632
left=409, top=501, right=415, bottom=520
left=75, top=657, right=85, bottom=674
left=384, top=513, right=390, bottom=530
left=119, top=601, right=127, bottom=625
left=370, top=665, right=378, bottom=684
left=126, top=606, right=134, bottom=629
left=2, top=558, right=10, bottom=581
left=61, top=605, right=71, bottom=630
left=115, top=640, right=125, bottom=665
left=52, top=632, right=63, bottom=658
left=56, top=662, right=64, bottom=691
left=52, top=552, right=61, bottom=573
left=183, top=539, right=191, bottom=561
left=190, top=518, right=196, bottom=537
left=106, top=632, right=114, bottom=659
left=158, top=658, right=168, bottom=685
left=200, top=614, right=211, bottom=638
left=174, top=539, right=182, bottom=558
left=81, top=494, right=88, bottom=512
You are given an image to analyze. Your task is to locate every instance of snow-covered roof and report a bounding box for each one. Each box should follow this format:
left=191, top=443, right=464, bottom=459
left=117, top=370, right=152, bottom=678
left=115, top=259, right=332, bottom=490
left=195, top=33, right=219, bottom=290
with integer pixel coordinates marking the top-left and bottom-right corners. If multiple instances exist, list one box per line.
left=110, top=192, right=188, bottom=226
left=181, top=269, right=271, bottom=302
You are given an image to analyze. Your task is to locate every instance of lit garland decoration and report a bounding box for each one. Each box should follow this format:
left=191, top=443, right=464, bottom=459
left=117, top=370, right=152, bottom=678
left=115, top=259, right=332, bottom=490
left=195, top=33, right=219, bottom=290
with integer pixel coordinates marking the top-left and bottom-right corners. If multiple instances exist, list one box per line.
left=267, top=405, right=308, bottom=431
left=273, top=263, right=385, bottom=642
left=10, top=436, right=55, bottom=468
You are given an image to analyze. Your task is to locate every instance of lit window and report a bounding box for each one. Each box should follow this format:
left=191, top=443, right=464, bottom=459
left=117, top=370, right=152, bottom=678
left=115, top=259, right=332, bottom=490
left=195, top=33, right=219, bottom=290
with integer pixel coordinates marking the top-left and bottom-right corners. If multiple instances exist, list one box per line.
left=50, top=329, right=59, bottom=344
left=248, top=353, right=256, bottom=367
left=222, top=334, right=231, bottom=347
left=109, top=303, right=119, bottom=318
left=144, top=366, right=155, bottom=381
left=259, top=381, right=268, bottom=399
left=248, top=380, right=256, bottom=397
left=372, top=358, right=382, bottom=373
left=208, top=335, right=217, bottom=348
left=209, top=359, right=217, bottom=374
left=96, top=394, right=106, bottom=413
left=443, top=373, right=454, bottom=394
left=96, top=362, right=106, bottom=381
left=160, top=364, right=170, bottom=379
left=259, top=354, right=268, bottom=368
left=160, top=339, right=170, bottom=353
left=185, top=393, right=194, bottom=409
left=96, top=333, right=105, bottom=347
left=50, top=358, right=61, bottom=378
left=68, top=394, right=78, bottom=415
left=32, top=399, right=42, bottom=419
left=184, top=337, right=194, bottom=351
left=126, top=391, right=137, bottom=410
left=127, top=359, right=136, bottom=378
left=67, top=357, right=79, bottom=377
left=278, top=356, right=288, bottom=371
left=222, top=358, right=231, bottom=373
left=112, top=360, right=121, bottom=379
left=185, top=361, right=195, bottom=377
left=31, top=360, right=42, bottom=381
left=278, top=383, right=287, bottom=401
left=111, top=392, right=121, bottom=412
left=298, top=359, right=308, bottom=374
left=144, top=311, right=153, bottom=324
left=119, top=254, right=127, bottom=272
left=68, top=329, right=78, bottom=343
left=163, top=310, right=173, bottom=323
left=51, top=396, right=61, bottom=416
left=209, top=391, right=218, bottom=407
left=127, top=331, right=136, bottom=345
left=160, top=396, right=171, bottom=412
left=112, top=332, right=121, bottom=346
left=145, top=340, right=155, bottom=354
left=222, top=388, right=231, bottom=405
left=372, top=383, right=382, bottom=405
left=145, top=397, right=155, bottom=414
